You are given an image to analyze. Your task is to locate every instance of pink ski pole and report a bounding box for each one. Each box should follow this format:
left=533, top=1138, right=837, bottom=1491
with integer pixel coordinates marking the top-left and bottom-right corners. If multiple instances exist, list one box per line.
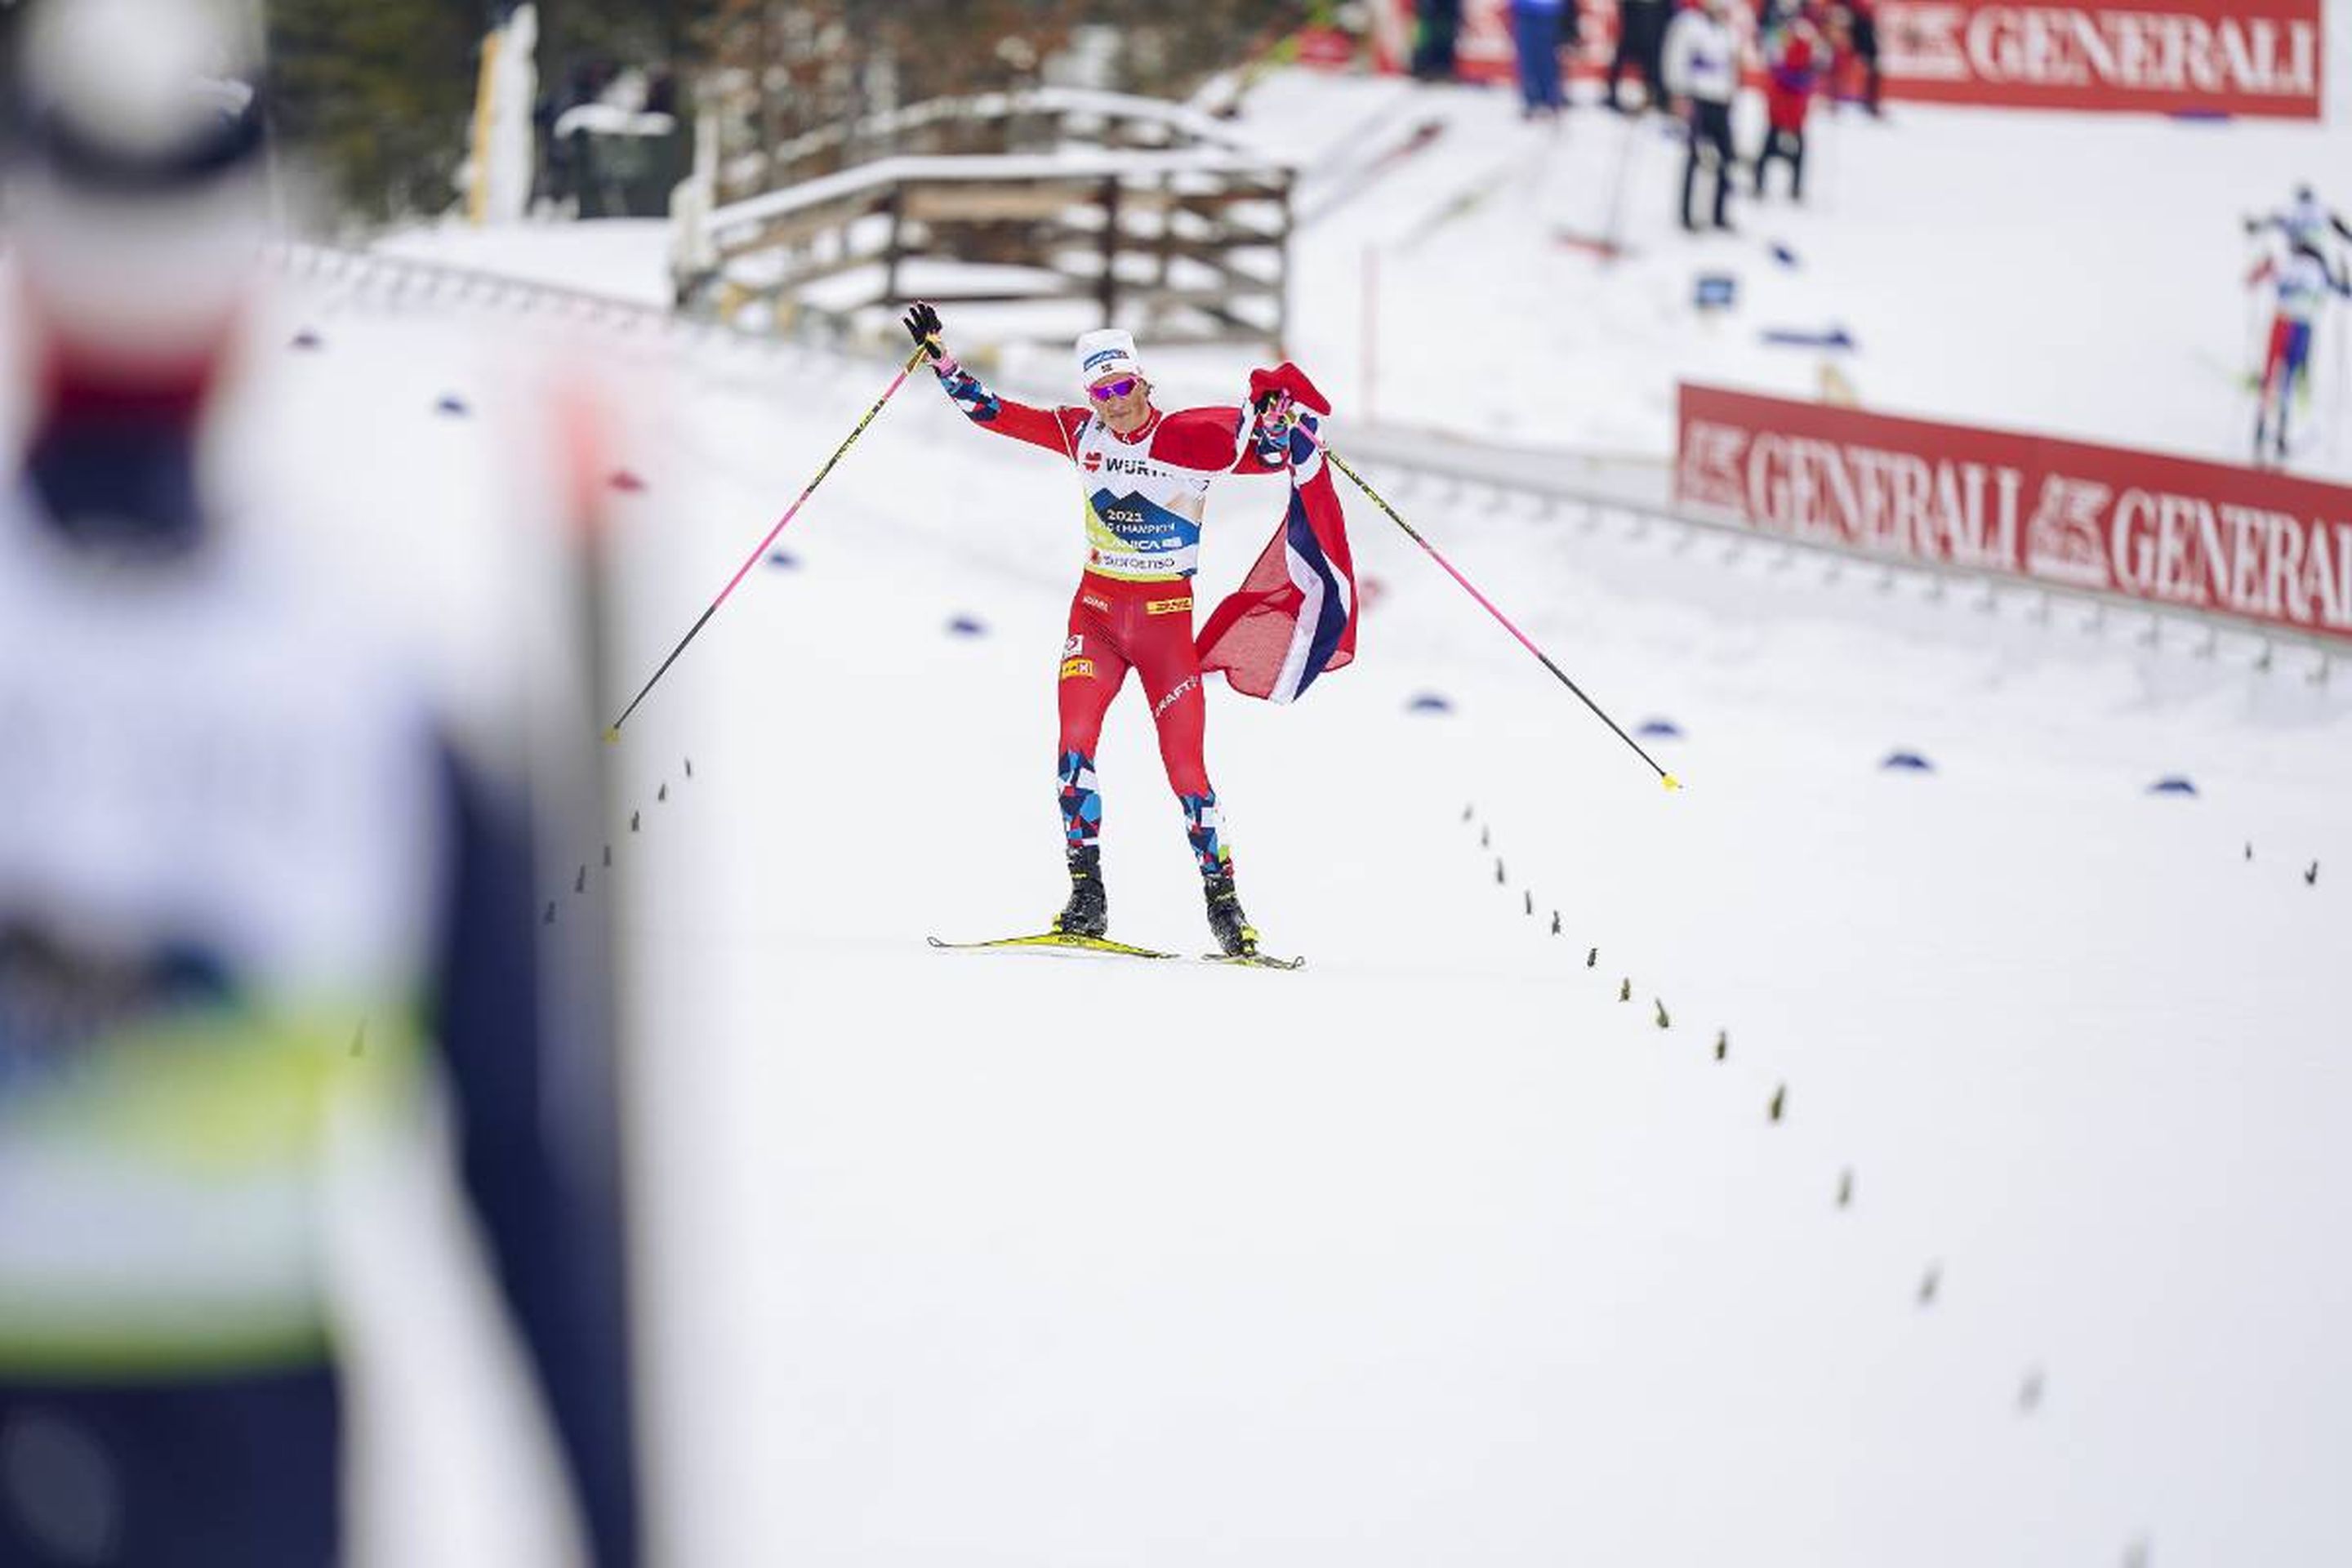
left=607, top=344, right=929, bottom=738
left=1316, top=439, right=1682, bottom=791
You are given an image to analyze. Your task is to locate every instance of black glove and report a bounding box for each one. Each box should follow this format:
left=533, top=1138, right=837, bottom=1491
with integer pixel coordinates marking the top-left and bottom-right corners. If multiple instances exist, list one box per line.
left=902, top=301, right=944, bottom=360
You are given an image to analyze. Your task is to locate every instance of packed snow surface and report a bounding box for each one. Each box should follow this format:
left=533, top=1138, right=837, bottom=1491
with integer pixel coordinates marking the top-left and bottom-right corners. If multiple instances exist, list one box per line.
left=306, top=39, right=2352, bottom=1567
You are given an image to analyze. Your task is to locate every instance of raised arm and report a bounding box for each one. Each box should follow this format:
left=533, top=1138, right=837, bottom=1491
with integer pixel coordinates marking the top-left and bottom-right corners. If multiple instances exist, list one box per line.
left=903, top=301, right=1083, bottom=458
left=1150, top=362, right=1334, bottom=478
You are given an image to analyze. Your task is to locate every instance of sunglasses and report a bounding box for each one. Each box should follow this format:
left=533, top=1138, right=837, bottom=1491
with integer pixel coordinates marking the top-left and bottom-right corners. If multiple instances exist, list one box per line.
left=1088, top=377, right=1138, bottom=401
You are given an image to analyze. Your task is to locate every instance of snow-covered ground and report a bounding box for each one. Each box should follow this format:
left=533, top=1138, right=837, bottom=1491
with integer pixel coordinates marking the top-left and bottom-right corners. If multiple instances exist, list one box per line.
left=1253, top=53, right=2352, bottom=482
left=296, top=42, right=2352, bottom=1568
left=380, top=8, right=2352, bottom=483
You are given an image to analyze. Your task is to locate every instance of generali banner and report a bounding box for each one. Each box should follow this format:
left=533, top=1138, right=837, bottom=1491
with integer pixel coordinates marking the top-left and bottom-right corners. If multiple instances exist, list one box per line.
left=1369, top=1, right=2323, bottom=120
left=1676, top=385, right=2352, bottom=644
left=1878, top=1, right=2323, bottom=119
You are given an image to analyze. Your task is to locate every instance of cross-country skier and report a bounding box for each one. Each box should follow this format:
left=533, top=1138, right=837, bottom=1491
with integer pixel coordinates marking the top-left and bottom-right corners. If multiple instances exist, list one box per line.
left=2245, top=185, right=2352, bottom=260
left=901, top=302, right=1330, bottom=959
left=2249, top=239, right=2351, bottom=465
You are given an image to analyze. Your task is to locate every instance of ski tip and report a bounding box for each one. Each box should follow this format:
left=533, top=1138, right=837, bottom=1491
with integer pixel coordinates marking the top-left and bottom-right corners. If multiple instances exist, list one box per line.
left=1662, top=773, right=1683, bottom=793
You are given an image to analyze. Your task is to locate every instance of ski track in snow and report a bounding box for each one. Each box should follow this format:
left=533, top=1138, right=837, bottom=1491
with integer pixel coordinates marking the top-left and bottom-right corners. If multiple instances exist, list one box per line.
left=291, top=43, right=2352, bottom=1566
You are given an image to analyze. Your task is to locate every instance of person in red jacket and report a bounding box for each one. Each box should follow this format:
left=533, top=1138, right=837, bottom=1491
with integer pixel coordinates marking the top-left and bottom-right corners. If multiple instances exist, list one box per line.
left=1757, top=8, right=1824, bottom=200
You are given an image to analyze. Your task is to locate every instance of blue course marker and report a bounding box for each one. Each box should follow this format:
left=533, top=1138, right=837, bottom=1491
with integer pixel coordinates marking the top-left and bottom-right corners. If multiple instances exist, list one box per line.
left=2147, top=776, right=2198, bottom=796
left=1881, top=751, right=1935, bottom=772
left=435, top=394, right=470, bottom=416
left=946, top=614, right=987, bottom=638
left=1406, top=693, right=1455, bottom=714
left=1636, top=718, right=1683, bottom=739
left=1762, top=325, right=1856, bottom=351
left=766, top=550, right=800, bottom=569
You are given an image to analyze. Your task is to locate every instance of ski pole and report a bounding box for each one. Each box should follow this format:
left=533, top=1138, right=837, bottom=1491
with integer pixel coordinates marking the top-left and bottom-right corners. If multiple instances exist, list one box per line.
left=606, top=343, right=929, bottom=739
left=1316, top=442, right=1682, bottom=791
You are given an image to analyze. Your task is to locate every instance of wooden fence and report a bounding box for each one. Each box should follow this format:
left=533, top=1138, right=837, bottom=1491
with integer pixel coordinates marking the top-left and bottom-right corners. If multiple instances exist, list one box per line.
left=670, top=89, right=1294, bottom=354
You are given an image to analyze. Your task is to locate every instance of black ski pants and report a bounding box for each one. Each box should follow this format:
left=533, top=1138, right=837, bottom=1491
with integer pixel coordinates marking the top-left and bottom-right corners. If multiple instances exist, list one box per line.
left=1682, top=100, right=1736, bottom=229
left=1610, top=2, right=1668, bottom=109
left=1756, top=125, right=1806, bottom=200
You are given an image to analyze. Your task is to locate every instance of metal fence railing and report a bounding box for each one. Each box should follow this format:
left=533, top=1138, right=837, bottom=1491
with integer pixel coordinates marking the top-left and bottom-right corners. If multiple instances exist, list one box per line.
left=272, top=240, right=2338, bottom=683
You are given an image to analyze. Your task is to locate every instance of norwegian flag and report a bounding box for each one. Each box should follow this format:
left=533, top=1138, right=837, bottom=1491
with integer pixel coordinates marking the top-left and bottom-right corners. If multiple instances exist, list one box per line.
left=1198, top=404, right=1357, bottom=705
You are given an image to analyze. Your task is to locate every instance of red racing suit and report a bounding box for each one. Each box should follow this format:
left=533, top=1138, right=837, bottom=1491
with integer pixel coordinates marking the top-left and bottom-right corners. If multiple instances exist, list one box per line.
left=929, top=354, right=1307, bottom=876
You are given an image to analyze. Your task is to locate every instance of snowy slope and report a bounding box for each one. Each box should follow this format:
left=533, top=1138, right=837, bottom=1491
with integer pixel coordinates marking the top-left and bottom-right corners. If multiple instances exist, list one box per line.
left=378, top=23, right=2352, bottom=488
left=1237, top=7, right=2352, bottom=481
left=270, top=207, right=2352, bottom=1567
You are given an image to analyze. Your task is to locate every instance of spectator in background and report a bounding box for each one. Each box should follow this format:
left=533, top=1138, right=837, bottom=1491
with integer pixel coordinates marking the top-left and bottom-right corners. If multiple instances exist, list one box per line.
left=1411, top=0, right=1463, bottom=80
left=1665, top=0, right=1742, bottom=232
left=1757, top=7, right=1824, bottom=200
left=1832, top=0, right=1882, bottom=114
left=0, top=2, right=641, bottom=1564
left=1610, top=0, right=1672, bottom=111
left=1512, top=0, right=1569, bottom=119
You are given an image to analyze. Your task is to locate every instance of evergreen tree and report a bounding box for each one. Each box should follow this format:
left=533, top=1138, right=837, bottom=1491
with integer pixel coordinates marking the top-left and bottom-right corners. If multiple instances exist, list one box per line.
left=266, top=0, right=482, bottom=221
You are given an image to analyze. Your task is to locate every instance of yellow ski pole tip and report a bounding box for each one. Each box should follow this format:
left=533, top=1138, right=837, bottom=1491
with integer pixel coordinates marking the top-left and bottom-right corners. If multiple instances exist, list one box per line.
left=1662, top=773, right=1683, bottom=792
left=604, top=726, right=621, bottom=744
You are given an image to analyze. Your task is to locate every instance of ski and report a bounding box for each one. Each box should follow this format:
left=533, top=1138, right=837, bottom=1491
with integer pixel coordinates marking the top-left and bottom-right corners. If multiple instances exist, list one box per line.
left=1200, top=951, right=1307, bottom=971
left=928, top=933, right=1178, bottom=960
left=926, top=933, right=1303, bottom=969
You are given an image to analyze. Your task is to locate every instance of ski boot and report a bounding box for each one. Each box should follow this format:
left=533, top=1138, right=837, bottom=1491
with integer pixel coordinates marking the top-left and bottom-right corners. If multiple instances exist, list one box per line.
left=1053, top=845, right=1109, bottom=939
left=1203, top=871, right=1258, bottom=958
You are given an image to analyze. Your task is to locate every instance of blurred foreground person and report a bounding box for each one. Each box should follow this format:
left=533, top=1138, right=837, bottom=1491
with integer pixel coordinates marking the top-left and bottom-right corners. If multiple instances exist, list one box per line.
left=0, top=2, right=639, bottom=1564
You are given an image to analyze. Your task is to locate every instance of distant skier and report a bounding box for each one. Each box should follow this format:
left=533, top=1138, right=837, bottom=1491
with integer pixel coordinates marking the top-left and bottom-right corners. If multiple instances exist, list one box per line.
left=2248, top=240, right=2350, bottom=465
left=2245, top=185, right=2352, bottom=265
left=901, top=303, right=1341, bottom=959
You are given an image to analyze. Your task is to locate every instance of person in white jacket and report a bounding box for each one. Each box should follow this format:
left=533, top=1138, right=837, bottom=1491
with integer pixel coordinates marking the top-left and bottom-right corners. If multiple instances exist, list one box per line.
left=1664, top=0, right=1743, bottom=232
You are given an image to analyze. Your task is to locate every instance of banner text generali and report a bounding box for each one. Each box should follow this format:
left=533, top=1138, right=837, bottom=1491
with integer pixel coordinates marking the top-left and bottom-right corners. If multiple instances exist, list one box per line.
left=1878, top=0, right=2322, bottom=119
left=1675, top=385, right=2352, bottom=644
left=1370, top=1, right=2322, bottom=120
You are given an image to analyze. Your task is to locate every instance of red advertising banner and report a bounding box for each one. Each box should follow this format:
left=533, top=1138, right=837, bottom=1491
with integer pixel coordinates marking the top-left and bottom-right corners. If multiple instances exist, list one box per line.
left=1877, top=1, right=2323, bottom=119
left=1675, top=384, right=2352, bottom=644
left=1370, top=1, right=2323, bottom=120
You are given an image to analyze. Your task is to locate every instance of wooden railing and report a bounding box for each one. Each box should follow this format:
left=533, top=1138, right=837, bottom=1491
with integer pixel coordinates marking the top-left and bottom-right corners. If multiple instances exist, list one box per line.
left=670, top=89, right=1294, bottom=354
